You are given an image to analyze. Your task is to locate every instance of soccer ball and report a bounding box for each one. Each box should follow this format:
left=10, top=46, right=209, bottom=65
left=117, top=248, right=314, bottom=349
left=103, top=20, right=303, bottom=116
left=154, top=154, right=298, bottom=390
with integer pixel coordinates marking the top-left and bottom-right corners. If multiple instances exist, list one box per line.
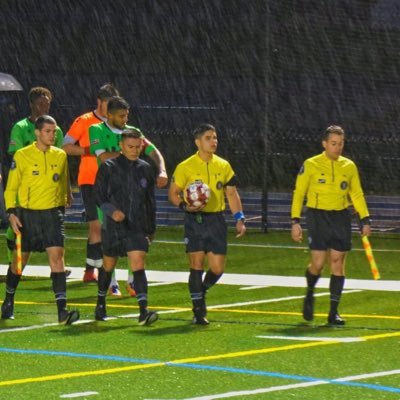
left=184, top=181, right=211, bottom=208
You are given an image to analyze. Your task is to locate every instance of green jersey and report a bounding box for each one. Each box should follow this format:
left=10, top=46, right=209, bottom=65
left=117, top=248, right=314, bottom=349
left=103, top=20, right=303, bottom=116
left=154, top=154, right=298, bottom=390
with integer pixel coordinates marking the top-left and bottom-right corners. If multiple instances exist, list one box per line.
left=8, top=117, right=64, bottom=154
left=89, top=122, right=156, bottom=165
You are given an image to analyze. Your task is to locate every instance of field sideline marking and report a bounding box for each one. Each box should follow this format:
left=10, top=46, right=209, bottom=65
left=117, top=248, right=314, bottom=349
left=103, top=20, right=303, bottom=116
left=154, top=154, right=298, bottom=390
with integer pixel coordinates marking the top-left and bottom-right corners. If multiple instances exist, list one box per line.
left=0, top=331, right=400, bottom=391
left=1, top=264, right=398, bottom=291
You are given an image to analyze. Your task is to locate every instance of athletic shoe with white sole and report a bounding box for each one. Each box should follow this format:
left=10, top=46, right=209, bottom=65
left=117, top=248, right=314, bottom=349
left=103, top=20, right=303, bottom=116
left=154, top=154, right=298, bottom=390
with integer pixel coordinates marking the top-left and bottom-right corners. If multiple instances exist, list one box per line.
left=58, top=310, right=80, bottom=325
left=327, top=313, right=345, bottom=326
left=192, top=307, right=209, bottom=325
left=108, top=284, right=122, bottom=296
left=138, top=311, right=158, bottom=326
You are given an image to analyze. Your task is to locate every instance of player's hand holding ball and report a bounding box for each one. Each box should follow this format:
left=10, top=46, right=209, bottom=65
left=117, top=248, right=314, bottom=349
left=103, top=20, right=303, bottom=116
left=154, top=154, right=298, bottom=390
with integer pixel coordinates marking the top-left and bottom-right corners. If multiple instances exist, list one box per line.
left=183, top=181, right=211, bottom=212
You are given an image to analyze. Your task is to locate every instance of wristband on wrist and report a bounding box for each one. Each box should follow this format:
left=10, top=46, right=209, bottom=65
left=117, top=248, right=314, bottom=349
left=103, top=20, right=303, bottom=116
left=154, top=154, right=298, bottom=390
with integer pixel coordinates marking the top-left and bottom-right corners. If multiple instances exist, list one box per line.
left=360, top=216, right=372, bottom=226
left=6, top=208, right=16, bottom=218
left=234, top=211, right=245, bottom=222
left=178, top=201, right=187, bottom=212
left=291, top=218, right=300, bottom=225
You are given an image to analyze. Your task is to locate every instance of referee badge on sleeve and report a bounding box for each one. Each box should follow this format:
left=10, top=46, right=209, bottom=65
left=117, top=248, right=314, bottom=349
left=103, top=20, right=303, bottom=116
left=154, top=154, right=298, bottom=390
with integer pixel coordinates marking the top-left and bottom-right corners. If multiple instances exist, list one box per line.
left=10, top=160, right=16, bottom=170
left=298, top=164, right=305, bottom=175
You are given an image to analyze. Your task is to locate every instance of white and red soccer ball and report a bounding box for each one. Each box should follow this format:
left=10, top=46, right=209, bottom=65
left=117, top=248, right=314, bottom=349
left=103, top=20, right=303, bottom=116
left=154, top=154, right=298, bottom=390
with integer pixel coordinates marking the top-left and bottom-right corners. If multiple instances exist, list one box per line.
left=185, top=181, right=211, bottom=207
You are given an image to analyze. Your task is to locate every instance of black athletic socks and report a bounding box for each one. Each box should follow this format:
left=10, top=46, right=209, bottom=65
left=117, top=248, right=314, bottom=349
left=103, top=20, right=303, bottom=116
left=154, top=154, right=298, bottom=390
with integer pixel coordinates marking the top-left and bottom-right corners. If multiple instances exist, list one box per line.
left=189, top=269, right=204, bottom=309
left=4, top=267, right=21, bottom=302
left=97, top=267, right=113, bottom=305
left=51, top=272, right=67, bottom=313
left=202, top=270, right=222, bottom=292
left=86, top=242, right=103, bottom=270
left=329, top=274, right=345, bottom=316
left=305, top=269, right=320, bottom=293
left=133, top=269, right=148, bottom=313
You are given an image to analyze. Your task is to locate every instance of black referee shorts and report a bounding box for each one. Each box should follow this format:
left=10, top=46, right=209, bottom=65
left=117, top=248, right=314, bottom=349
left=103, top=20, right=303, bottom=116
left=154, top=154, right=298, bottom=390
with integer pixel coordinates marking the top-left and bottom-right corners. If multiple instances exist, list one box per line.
left=306, top=208, right=352, bottom=252
left=102, top=219, right=149, bottom=258
left=184, top=212, right=227, bottom=255
left=80, top=184, right=98, bottom=222
left=19, top=207, right=65, bottom=252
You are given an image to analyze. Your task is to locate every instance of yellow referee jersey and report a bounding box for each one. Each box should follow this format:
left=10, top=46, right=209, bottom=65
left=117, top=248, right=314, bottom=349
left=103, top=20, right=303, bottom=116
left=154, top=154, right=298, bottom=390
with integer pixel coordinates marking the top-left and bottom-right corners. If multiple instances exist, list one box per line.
left=172, top=152, right=235, bottom=212
left=5, top=143, right=69, bottom=210
left=291, top=152, right=370, bottom=219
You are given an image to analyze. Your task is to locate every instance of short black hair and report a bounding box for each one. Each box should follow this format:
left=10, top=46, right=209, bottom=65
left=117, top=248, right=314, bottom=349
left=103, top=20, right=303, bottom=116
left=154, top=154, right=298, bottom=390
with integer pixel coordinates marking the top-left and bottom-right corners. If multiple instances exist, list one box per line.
left=35, top=115, right=56, bottom=130
left=323, top=125, right=345, bottom=141
left=28, top=87, right=52, bottom=104
left=97, top=83, right=119, bottom=101
left=193, top=123, right=216, bottom=139
left=121, top=128, right=142, bottom=141
left=107, top=96, right=130, bottom=114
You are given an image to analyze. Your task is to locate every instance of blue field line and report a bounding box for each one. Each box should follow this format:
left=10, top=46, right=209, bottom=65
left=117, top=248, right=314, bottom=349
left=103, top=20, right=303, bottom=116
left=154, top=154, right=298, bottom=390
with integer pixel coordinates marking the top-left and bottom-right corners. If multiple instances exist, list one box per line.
left=0, top=347, right=160, bottom=364
left=0, top=347, right=399, bottom=394
left=167, top=363, right=400, bottom=394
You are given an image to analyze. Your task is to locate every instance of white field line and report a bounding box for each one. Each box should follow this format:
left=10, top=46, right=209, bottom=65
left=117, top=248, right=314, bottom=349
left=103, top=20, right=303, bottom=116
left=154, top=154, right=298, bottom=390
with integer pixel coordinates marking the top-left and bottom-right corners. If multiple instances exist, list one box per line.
left=173, top=370, right=400, bottom=400
left=154, top=239, right=400, bottom=253
left=239, top=286, right=269, bottom=291
left=148, top=282, right=175, bottom=287
left=0, top=289, right=361, bottom=334
left=60, top=392, right=98, bottom=398
left=256, top=335, right=365, bottom=343
left=206, top=290, right=361, bottom=310
left=0, top=319, right=93, bottom=334
left=1, top=264, right=397, bottom=291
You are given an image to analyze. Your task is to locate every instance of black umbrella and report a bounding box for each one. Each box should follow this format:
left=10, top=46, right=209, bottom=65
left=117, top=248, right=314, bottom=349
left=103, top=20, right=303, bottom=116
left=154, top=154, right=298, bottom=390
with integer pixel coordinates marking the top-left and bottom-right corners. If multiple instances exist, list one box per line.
left=0, top=73, right=23, bottom=91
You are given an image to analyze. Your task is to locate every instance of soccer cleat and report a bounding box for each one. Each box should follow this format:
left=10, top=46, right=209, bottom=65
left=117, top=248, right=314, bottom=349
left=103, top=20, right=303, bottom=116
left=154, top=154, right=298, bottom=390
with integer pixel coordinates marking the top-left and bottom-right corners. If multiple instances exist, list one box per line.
left=302, top=292, right=314, bottom=321
left=1, top=300, right=14, bottom=320
left=58, top=310, right=80, bottom=325
left=83, top=269, right=98, bottom=282
left=108, top=284, right=122, bottom=296
left=328, top=313, right=345, bottom=326
left=192, top=307, right=209, bottom=325
left=95, top=304, right=107, bottom=321
left=126, top=282, right=136, bottom=297
left=138, top=311, right=159, bottom=326
left=65, top=269, right=72, bottom=278
left=192, top=314, right=210, bottom=325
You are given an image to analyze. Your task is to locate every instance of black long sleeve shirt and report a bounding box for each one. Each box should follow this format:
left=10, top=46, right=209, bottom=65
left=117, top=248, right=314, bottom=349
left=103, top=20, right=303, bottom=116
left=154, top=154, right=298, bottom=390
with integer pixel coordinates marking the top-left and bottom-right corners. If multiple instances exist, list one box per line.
left=94, top=154, right=156, bottom=235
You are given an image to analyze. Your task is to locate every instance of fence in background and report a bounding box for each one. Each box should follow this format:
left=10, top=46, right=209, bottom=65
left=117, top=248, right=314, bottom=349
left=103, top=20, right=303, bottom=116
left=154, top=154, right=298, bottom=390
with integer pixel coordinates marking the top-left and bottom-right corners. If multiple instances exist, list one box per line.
left=66, top=189, right=400, bottom=233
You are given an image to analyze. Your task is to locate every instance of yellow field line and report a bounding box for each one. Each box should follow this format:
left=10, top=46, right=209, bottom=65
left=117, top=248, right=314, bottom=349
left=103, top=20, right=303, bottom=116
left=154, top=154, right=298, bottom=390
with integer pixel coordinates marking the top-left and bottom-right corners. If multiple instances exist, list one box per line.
left=8, top=300, right=400, bottom=320
left=210, top=308, right=400, bottom=320
left=12, top=300, right=191, bottom=311
left=1, top=330, right=400, bottom=387
left=0, top=362, right=164, bottom=387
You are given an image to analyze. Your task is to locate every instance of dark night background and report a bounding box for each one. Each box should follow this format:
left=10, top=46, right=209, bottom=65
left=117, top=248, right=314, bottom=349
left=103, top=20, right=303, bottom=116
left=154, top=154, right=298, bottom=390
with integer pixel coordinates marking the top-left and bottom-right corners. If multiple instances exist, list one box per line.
left=1, top=0, right=400, bottom=193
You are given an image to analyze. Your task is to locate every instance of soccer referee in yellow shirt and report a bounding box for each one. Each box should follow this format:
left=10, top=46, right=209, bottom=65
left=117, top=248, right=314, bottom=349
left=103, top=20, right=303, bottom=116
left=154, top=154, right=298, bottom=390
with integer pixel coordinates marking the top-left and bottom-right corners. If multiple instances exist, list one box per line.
left=2, top=115, right=79, bottom=325
left=291, top=125, right=371, bottom=326
left=169, top=124, right=246, bottom=325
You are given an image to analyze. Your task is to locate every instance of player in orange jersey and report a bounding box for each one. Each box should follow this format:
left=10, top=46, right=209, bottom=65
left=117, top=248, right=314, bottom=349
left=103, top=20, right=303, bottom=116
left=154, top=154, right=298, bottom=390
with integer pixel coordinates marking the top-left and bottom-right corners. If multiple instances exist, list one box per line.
left=63, top=84, right=119, bottom=284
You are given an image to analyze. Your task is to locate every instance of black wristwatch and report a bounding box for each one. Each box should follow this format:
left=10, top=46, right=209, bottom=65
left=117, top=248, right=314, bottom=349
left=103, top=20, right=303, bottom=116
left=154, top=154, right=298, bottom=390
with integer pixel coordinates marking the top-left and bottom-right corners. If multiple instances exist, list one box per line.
left=291, top=218, right=300, bottom=225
